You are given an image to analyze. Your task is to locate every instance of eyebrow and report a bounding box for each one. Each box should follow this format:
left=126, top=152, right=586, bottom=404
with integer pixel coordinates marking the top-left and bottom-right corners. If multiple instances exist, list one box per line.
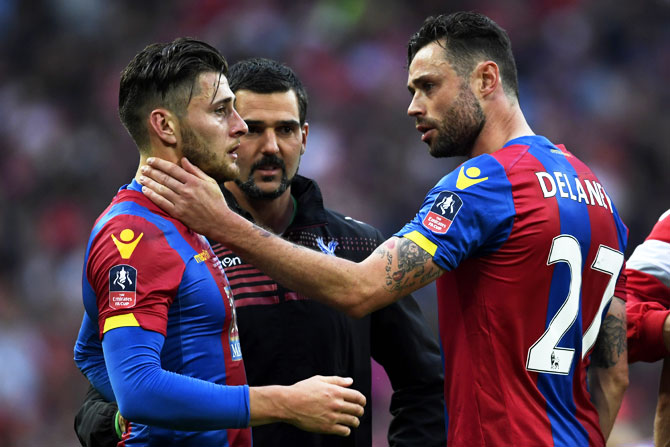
left=244, top=119, right=300, bottom=127
left=210, top=98, right=233, bottom=112
left=408, top=74, right=432, bottom=89
left=408, top=74, right=439, bottom=96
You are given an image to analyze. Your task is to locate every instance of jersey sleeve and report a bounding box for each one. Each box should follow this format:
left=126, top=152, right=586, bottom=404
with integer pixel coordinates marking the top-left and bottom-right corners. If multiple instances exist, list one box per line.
left=625, top=209, right=670, bottom=306
left=394, top=154, right=516, bottom=271
left=370, top=295, right=446, bottom=445
left=86, top=214, right=186, bottom=338
left=103, top=326, right=250, bottom=429
left=74, top=311, right=115, bottom=402
left=625, top=210, right=670, bottom=363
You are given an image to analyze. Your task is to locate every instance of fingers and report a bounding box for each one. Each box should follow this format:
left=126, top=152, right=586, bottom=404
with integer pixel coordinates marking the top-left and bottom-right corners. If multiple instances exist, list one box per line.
left=146, top=157, right=192, bottom=183
left=138, top=172, right=181, bottom=201
left=317, top=413, right=359, bottom=437
left=329, top=424, right=352, bottom=437
left=340, top=388, right=366, bottom=408
left=318, top=375, right=366, bottom=412
left=337, top=398, right=365, bottom=418
left=318, top=375, right=353, bottom=387
left=288, top=375, right=366, bottom=437
left=328, top=413, right=361, bottom=437
left=325, top=379, right=365, bottom=436
left=180, top=157, right=213, bottom=182
left=319, top=377, right=366, bottom=408
left=138, top=177, right=177, bottom=213
left=139, top=165, right=185, bottom=194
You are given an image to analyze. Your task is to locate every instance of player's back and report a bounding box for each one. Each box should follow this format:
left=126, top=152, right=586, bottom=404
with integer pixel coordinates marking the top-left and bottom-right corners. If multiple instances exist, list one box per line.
left=431, top=136, right=626, bottom=446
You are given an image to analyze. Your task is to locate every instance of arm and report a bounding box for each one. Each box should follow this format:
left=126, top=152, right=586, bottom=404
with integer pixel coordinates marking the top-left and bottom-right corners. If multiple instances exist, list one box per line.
left=138, top=158, right=444, bottom=317
left=655, top=356, right=670, bottom=447
left=73, top=312, right=115, bottom=402
left=103, top=325, right=365, bottom=434
left=74, top=385, right=124, bottom=447
left=588, top=296, right=628, bottom=440
left=370, top=297, right=446, bottom=446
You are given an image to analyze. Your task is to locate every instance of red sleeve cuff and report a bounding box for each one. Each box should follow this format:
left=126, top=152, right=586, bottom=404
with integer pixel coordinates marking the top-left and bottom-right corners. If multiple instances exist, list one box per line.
left=628, top=302, right=670, bottom=363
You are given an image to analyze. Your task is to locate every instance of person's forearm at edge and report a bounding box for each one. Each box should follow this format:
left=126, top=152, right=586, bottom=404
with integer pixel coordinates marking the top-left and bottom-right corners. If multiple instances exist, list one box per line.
left=655, top=316, right=670, bottom=447
left=655, top=357, right=670, bottom=447
left=588, top=296, right=628, bottom=440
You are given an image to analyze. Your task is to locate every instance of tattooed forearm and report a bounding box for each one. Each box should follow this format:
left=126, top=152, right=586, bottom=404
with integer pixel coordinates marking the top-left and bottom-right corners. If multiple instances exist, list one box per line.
left=255, top=225, right=274, bottom=238
left=591, top=312, right=627, bottom=368
left=397, top=237, right=433, bottom=275
left=376, top=237, right=441, bottom=293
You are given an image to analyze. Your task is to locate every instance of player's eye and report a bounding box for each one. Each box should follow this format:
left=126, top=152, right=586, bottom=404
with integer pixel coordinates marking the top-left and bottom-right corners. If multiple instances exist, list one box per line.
left=247, top=124, right=262, bottom=134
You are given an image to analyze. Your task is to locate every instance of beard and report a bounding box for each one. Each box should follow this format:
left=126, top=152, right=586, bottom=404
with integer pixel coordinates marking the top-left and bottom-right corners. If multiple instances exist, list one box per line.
left=181, top=124, right=239, bottom=183
left=424, top=83, right=485, bottom=158
left=235, top=154, right=294, bottom=200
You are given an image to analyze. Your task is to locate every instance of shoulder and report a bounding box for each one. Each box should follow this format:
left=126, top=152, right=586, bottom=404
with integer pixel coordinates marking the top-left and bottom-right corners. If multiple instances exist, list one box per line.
left=323, top=208, right=384, bottom=241
left=88, top=197, right=198, bottom=268
left=648, top=209, right=670, bottom=243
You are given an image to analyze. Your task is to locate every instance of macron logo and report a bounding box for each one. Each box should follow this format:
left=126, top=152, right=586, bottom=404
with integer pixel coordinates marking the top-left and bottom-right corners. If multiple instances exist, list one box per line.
left=456, top=166, right=488, bottom=190
left=221, top=256, right=242, bottom=267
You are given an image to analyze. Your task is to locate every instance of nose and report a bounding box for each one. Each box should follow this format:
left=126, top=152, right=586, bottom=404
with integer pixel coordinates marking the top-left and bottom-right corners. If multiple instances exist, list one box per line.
left=260, top=130, right=280, bottom=155
left=230, top=109, right=248, bottom=138
left=407, top=93, right=424, bottom=118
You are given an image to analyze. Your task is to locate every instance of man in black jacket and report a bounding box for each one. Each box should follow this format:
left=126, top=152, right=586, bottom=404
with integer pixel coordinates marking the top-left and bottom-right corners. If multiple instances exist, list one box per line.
left=75, top=57, right=445, bottom=447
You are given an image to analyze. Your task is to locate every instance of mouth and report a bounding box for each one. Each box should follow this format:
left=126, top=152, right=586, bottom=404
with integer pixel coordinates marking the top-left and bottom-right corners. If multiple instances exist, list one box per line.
left=416, top=125, right=435, bottom=142
left=228, top=143, right=240, bottom=159
left=254, top=165, right=282, bottom=176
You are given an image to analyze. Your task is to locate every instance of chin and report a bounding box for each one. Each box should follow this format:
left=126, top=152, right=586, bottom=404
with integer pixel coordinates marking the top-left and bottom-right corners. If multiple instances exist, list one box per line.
left=210, top=168, right=240, bottom=183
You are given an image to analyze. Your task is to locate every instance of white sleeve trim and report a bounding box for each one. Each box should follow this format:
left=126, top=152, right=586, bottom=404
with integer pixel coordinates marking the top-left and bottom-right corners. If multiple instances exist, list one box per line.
left=627, top=239, right=670, bottom=288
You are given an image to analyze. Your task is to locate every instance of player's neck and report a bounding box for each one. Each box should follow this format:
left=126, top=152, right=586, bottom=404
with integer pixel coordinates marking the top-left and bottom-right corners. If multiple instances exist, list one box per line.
left=134, top=149, right=181, bottom=183
left=470, top=101, right=534, bottom=158
left=225, top=183, right=295, bottom=235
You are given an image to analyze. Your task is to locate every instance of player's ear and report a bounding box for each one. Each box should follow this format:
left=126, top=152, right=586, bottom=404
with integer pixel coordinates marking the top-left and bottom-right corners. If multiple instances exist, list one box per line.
left=300, top=122, right=309, bottom=155
left=473, top=60, right=499, bottom=99
left=149, top=108, right=178, bottom=146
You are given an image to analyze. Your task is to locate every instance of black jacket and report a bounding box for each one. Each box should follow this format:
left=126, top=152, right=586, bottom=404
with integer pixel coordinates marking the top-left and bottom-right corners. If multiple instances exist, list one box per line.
left=74, top=175, right=445, bottom=447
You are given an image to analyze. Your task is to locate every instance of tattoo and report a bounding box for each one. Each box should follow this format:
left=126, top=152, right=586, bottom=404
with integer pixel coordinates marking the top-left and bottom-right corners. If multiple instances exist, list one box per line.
left=376, top=238, right=440, bottom=293
left=255, top=225, right=273, bottom=238
left=591, top=312, right=626, bottom=368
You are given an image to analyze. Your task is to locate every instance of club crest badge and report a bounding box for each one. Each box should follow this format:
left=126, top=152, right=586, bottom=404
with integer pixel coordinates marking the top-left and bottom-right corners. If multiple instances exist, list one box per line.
left=109, top=264, right=137, bottom=309
left=422, top=191, right=463, bottom=234
left=316, top=237, right=338, bottom=256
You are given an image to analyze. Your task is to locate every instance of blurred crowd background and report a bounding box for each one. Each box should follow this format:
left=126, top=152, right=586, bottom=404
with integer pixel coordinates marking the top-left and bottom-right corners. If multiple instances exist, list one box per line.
left=0, top=0, right=668, bottom=445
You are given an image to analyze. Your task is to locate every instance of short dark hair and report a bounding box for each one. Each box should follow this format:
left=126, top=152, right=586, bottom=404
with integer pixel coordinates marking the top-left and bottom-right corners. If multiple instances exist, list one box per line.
left=119, top=37, right=228, bottom=150
left=407, top=12, right=519, bottom=99
left=227, top=58, right=308, bottom=125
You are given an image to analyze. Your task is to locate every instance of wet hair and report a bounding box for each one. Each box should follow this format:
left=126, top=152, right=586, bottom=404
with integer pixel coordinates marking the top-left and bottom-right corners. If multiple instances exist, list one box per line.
left=227, top=58, right=308, bottom=125
left=407, top=11, right=519, bottom=98
left=119, top=37, right=228, bottom=150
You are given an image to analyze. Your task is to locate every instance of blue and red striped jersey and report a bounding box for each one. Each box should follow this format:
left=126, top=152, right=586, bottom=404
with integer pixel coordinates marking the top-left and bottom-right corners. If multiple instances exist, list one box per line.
left=395, top=135, right=627, bottom=447
left=76, top=180, right=251, bottom=446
